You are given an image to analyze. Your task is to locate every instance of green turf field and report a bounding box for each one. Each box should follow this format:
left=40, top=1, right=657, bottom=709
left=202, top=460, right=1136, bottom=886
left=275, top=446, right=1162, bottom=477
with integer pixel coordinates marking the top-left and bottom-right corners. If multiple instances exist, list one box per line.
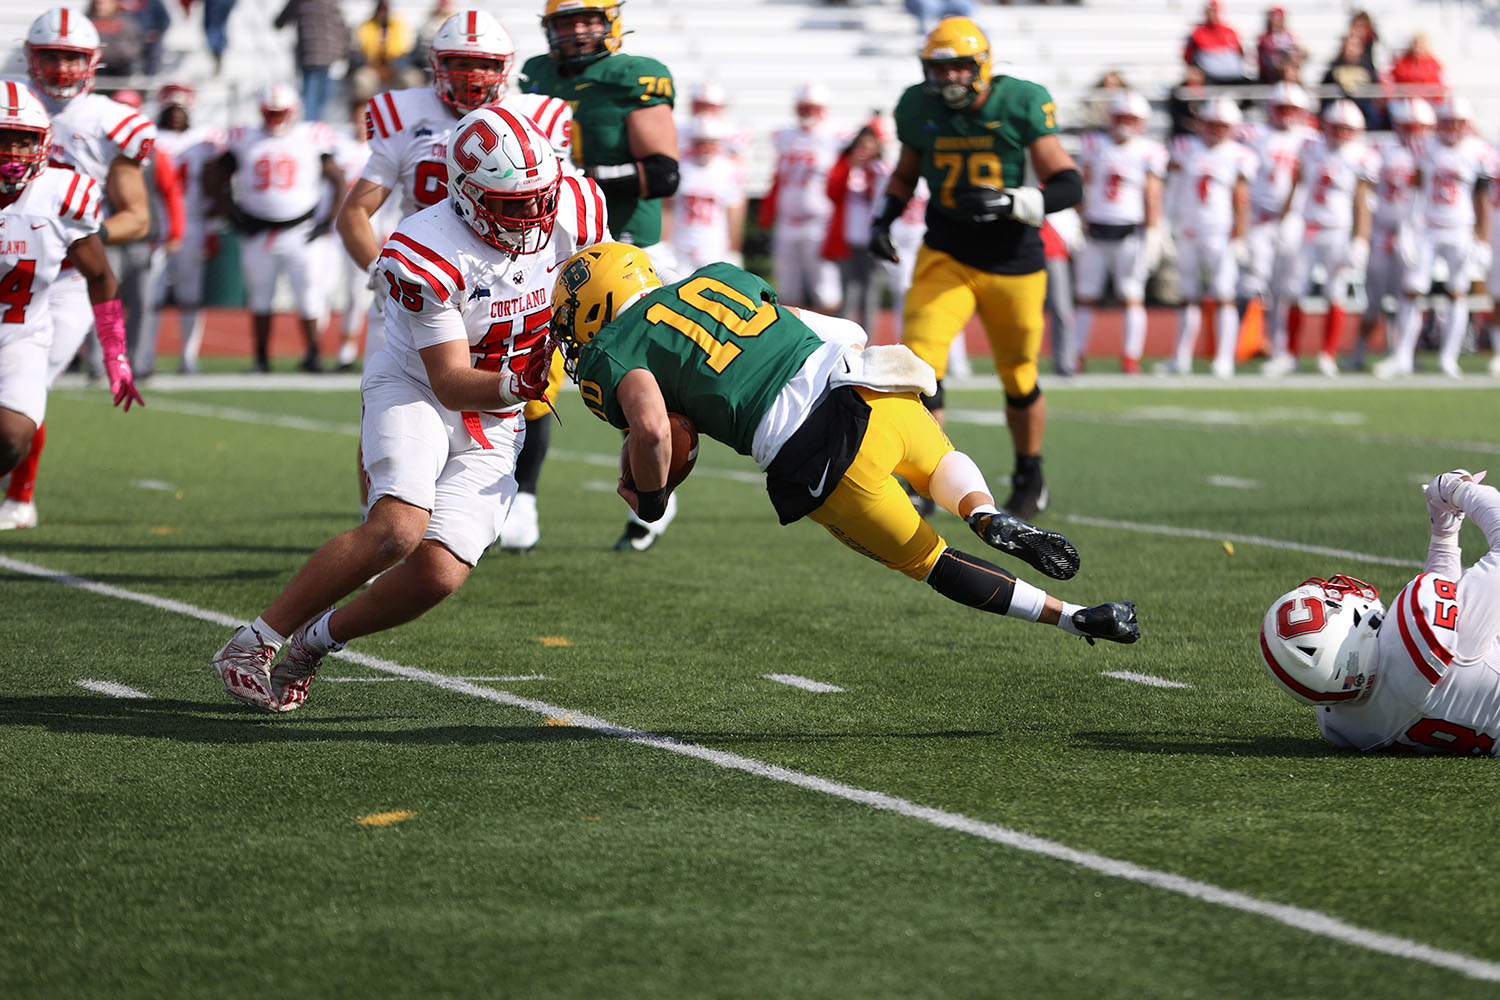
left=2, top=375, right=1495, bottom=999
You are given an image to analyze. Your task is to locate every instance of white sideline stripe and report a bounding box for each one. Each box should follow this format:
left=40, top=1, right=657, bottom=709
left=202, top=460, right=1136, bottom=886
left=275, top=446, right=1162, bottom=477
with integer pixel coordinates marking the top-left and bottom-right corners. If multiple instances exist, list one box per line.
left=1101, top=671, right=1193, bottom=690
left=1207, top=475, right=1261, bottom=490
left=130, top=479, right=178, bottom=492
left=1058, top=515, right=1426, bottom=569
left=763, top=673, right=845, bottom=693
left=74, top=679, right=152, bottom=699
left=6, top=553, right=1500, bottom=982
left=323, top=674, right=550, bottom=683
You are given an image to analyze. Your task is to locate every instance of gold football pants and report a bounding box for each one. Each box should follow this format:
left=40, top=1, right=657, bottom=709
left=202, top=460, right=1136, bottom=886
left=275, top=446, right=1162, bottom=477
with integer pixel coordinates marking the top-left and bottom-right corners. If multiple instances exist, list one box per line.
left=900, top=245, right=1047, bottom=398
left=809, top=388, right=956, bottom=580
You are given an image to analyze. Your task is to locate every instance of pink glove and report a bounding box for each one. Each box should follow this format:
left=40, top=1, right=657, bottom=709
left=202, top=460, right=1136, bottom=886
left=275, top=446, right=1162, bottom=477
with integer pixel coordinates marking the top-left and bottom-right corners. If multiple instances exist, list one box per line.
left=93, top=299, right=145, bottom=411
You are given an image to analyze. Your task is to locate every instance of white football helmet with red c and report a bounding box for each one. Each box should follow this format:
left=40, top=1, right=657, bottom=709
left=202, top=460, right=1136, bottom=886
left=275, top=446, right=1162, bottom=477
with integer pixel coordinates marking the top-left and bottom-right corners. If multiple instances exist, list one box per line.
left=1107, top=90, right=1151, bottom=140
left=446, top=106, right=561, bottom=254
left=259, top=83, right=301, bottom=136
left=430, top=10, right=516, bottom=114
left=0, top=81, right=52, bottom=197
left=1260, top=575, right=1385, bottom=705
left=27, top=7, right=101, bottom=100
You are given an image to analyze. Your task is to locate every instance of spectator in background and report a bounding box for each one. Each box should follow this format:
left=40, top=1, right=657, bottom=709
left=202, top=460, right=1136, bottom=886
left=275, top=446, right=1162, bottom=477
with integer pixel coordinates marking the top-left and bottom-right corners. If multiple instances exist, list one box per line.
left=1082, top=68, right=1128, bottom=131
left=824, top=124, right=890, bottom=334
left=89, top=0, right=146, bottom=78
left=1256, top=6, right=1305, bottom=84
left=1183, top=0, right=1247, bottom=86
left=275, top=0, right=351, bottom=122
left=202, top=0, right=236, bottom=75
left=1168, top=63, right=1209, bottom=139
left=1323, top=30, right=1382, bottom=129
left=350, top=0, right=423, bottom=100
left=1388, top=33, right=1448, bottom=100
left=412, top=0, right=456, bottom=71
left=120, top=0, right=170, bottom=75
left=904, top=0, right=975, bottom=36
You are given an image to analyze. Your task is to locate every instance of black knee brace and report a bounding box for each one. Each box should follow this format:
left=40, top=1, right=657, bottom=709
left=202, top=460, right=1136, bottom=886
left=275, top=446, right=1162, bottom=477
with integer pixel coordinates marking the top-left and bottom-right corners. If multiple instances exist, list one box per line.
left=1005, top=384, right=1042, bottom=409
left=925, top=548, right=1017, bottom=615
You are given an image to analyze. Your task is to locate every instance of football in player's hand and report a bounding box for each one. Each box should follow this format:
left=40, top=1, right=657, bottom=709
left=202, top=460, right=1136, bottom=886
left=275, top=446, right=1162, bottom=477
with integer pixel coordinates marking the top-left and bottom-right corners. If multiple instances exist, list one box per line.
left=620, top=413, right=699, bottom=493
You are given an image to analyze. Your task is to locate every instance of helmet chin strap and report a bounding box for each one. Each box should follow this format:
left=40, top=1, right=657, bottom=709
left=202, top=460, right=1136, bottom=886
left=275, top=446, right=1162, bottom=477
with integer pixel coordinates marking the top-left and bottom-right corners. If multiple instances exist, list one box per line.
left=940, top=84, right=971, bottom=109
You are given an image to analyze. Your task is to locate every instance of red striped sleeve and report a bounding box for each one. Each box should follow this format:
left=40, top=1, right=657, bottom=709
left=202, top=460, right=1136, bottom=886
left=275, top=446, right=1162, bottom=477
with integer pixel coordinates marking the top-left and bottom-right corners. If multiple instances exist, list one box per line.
left=120, top=119, right=153, bottom=156
left=589, top=178, right=606, bottom=242
left=563, top=176, right=587, bottom=243
left=107, top=112, right=145, bottom=142
left=388, top=232, right=464, bottom=290
left=1408, top=576, right=1454, bottom=667
left=380, top=92, right=403, bottom=133
left=536, top=98, right=567, bottom=139
left=367, top=97, right=388, bottom=139
left=77, top=178, right=98, bottom=220
left=60, top=172, right=81, bottom=218
left=1393, top=579, right=1445, bottom=685
left=379, top=246, right=453, bottom=304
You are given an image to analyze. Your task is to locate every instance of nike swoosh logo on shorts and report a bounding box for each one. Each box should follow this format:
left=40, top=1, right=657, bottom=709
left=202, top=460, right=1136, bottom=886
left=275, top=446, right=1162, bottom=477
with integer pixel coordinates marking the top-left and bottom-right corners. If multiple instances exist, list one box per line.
left=808, top=459, right=832, bottom=497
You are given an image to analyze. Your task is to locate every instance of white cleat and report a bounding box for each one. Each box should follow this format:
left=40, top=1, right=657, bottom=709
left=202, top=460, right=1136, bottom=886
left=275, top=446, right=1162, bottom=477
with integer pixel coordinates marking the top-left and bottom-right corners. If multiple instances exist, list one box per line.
left=1372, top=357, right=1410, bottom=380
left=1490, top=354, right=1500, bottom=378
left=1438, top=358, right=1463, bottom=379
left=0, top=498, right=37, bottom=530
left=210, top=625, right=284, bottom=711
left=615, top=491, right=678, bottom=552
left=1261, top=352, right=1297, bottom=377
left=495, top=491, right=540, bottom=552
left=270, top=618, right=328, bottom=712
left=1316, top=352, right=1340, bottom=378
left=1211, top=357, right=1235, bottom=379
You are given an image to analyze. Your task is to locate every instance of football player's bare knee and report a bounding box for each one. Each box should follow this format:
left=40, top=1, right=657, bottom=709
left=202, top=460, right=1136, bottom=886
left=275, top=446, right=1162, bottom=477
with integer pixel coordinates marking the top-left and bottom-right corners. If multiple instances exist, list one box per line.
left=0, top=413, right=34, bottom=475
left=362, top=496, right=431, bottom=562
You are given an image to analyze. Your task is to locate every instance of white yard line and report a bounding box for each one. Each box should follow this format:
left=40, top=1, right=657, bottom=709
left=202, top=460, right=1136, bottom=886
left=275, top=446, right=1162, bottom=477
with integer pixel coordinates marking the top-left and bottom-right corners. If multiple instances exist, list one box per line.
left=1058, top=514, right=1426, bottom=569
left=763, top=674, right=845, bottom=693
left=74, top=679, right=152, bottom=699
left=323, top=674, right=551, bottom=683
left=1101, top=671, right=1193, bottom=690
left=1207, top=475, right=1261, bottom=490
left=130, top=479, right=178, bottom=492
left=6, top=552, right=1499, bottom=983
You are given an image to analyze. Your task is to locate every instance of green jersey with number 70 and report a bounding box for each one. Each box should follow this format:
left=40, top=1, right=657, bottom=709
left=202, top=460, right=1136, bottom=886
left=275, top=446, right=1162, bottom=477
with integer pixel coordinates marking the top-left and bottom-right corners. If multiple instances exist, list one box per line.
left=573, top=263, right=822, bottom=455
left=893, top=75, right=1057, bottom=273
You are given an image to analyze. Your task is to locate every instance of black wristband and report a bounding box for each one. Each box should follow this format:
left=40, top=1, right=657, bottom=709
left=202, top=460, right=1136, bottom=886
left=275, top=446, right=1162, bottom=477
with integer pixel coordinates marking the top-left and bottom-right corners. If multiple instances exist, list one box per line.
left=635, top=487, right=670, bottom=523
left=1042, top=168, right=1083, bottom=214
left=873, top=192, right=907, bottom=230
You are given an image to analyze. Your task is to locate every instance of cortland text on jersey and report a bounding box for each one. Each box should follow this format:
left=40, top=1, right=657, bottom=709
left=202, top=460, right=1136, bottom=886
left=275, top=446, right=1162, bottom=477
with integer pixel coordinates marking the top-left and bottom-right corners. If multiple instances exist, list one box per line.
left=363, top=86, right=574, bottom=219
left=0, top=167, right=104, bottom=337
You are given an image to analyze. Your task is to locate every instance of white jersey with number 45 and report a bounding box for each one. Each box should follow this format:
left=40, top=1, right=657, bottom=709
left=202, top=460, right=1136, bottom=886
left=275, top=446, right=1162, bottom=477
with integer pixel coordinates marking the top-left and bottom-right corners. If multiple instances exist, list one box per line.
left=1077, top=131, right=1167, bottom=227
left=1170, top=135, right=1257, bottom=240
left=362, top=87, right=574, bottom=220
left=224, top=120, right=336, bottom=222
left=1418, top=135, right=1500, bottom=233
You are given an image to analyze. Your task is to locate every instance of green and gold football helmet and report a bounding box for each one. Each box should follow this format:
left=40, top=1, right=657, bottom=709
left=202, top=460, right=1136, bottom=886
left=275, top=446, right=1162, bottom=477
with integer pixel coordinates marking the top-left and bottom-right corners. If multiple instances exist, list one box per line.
left=551, top=242, right=662, bottom=380
left=921, top=16, right=992, bottom=110
left=542, top=0, right=624, bottom=70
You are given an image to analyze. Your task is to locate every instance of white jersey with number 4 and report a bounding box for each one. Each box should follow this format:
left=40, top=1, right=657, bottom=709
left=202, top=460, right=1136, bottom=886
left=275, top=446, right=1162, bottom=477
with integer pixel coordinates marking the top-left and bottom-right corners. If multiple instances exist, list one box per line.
left=1293, top=136, right=1379, bottom=234
left=671, top=152, right=744, bottom=269
left=1171, top=135, right=1257, bottom=240
left=1078, top=131, right=1167, bottom=227
left=1418, top=135, right=1500, bottom=233
left=225, top=121, right=336, bottom=222
left=362, top=87, right=575, bottom=221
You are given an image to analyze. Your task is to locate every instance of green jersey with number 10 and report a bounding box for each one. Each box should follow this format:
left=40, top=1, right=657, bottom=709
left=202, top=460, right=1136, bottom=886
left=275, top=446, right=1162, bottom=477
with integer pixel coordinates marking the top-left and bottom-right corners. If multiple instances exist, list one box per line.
left=574, top=263, right=822, bottom=455
left=893, top=75, right=1058, bottom=274
left=519, top=51, right=675, bottom=248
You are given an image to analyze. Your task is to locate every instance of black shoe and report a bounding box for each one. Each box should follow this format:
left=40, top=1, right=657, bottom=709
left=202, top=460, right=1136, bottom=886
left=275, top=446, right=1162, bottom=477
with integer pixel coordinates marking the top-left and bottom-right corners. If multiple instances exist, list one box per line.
left=966, top=510, right=1079, bottom=580
left=1003, top=468, right=1048, bottom=519
left=614, top=521, right=656, bottom=552
left=901, top=479, right=937, bottom=518
left=300, top=354, right=324, bottom=373
left=1071, top=601, right=1140, bottom=645
left=251, top=359, right=271, bottom=374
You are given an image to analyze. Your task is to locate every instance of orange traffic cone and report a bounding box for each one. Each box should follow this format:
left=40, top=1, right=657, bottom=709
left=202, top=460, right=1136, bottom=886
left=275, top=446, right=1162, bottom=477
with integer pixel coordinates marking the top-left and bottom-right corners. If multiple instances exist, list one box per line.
left=1236, top=298, right=1266, bottom=362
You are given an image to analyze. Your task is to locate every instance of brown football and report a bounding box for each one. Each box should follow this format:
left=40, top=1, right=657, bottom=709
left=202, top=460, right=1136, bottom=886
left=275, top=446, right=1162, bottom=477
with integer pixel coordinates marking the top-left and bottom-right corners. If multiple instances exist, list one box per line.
left=620, top=413, right=700, bottom=493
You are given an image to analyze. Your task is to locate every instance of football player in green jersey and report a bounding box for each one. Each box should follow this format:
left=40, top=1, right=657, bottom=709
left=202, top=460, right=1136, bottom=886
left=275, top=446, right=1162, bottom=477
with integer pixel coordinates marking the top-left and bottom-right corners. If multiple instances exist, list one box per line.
left=870, top=16, right=1083, bottom=520
left=551, top=243, right=1140, bottom=647
left=519, top=0, right=683, bottom=552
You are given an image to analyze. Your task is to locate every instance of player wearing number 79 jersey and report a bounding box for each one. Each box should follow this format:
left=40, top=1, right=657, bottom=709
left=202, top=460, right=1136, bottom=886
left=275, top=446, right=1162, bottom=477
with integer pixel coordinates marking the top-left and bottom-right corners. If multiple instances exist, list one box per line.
left=1260, top=471, right=1500, bottom=755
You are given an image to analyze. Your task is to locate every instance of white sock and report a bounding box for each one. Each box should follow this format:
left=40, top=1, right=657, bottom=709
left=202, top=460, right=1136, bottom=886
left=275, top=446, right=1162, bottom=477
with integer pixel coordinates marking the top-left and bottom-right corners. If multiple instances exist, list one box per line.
left=1055, top=602, right=1088, bottom=636
left=1174, top=307, right=1200, bottom=369
left=1393, top=299, right=1423, bottom=363
left=968, top=502, right=998, bottom=517
left=248, top=616, right=287, bottom=650
left=1123, top=304, right=1147, bottom=360
left=1215, top=303, right=1238, bottom=368
left=1005, top=578, right=1047, bottom=622
left=304, top=609, right=345, bottom=655
left=1074, top=306, right=1095, bottom=359
left=1441, top=297, right=1469, bottom=368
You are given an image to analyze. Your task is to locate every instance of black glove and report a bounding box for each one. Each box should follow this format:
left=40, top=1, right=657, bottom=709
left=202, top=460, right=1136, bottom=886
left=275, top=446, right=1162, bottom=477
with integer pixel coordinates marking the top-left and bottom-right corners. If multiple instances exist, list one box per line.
left=869, top=223, right=898, bottom=263
left=955, top=187, right=1012, bottom=225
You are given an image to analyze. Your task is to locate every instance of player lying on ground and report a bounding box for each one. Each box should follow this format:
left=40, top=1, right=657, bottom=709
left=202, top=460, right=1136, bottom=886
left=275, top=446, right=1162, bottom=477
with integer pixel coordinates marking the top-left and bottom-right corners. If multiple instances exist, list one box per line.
left=1260, top=470, right=1500, bottom=754
left=550, top=243, right=1140, bottom=646
left=0, top=82, right=140, bottom=485
left=208, top=107, right=608, bottom=713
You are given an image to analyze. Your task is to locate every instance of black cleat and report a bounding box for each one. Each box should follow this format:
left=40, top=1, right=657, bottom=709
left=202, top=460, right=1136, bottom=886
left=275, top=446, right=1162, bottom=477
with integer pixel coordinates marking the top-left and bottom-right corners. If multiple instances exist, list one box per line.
left=614, top=520, right=657, bottom=552
left=1072, top=601, right=1140, bottom=645
left=1003, top=468, right=1048, bottom=519
left=966, top=510, right=1079, bottom=580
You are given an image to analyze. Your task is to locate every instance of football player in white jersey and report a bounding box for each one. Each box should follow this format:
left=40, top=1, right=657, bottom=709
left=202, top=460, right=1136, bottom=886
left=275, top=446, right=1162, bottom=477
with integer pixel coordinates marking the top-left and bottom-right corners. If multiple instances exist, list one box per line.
left=150, top=82, right=223, bottom=375
left=1164, top=97, right=1255, bottom=377
left=210, top=83, right=344, bottom=373
left=335, top=9, right=575, bottom=544
left=1263, top=100, right=1377, bottom=377
left=1242, top=82, right=1316, bottom=371
left=1072, top=90, right=1167, bottom=375
left=1, top=7, right=150, bottom=531
left=1377, top=97, right=1498, bottom=379
left=1356, top=98, right=1433, bottom=372
left=665, top=115, right=745, bottom=271
left=1260, top=470, right=1500, bottom=755
left=756, top=81, right=844, bottom=311
left=209, top=107, right=610, bottom=713
left=0, top=84, right=135, bottom=491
